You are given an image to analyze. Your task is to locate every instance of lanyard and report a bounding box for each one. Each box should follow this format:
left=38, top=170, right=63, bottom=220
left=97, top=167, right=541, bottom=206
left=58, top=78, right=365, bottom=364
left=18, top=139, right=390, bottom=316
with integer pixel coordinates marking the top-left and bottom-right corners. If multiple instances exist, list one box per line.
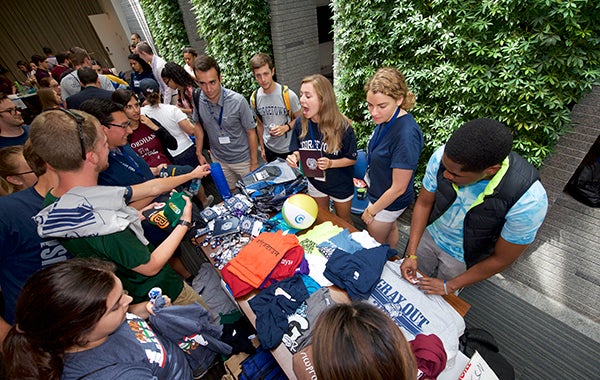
left=111, top=148, right=144, bottom=177
left=367, top=106, right=401, bottom=167
left=203, top=89, right=226, bottom=128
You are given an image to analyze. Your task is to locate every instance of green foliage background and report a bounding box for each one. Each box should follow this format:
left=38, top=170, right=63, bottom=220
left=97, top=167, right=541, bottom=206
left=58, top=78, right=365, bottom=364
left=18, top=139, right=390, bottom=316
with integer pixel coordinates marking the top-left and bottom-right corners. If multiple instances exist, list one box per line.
left=139, top=0, right=189, bottom=64
left=333, top=0, right=600, bottom=173
left=191, top=0, right=273, bottom=97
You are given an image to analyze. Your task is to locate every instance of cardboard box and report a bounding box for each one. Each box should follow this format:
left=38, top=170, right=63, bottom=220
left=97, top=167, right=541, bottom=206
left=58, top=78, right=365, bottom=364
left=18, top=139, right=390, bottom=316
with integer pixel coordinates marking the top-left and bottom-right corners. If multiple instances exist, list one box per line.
left=223, top=337, right=260, bottom=379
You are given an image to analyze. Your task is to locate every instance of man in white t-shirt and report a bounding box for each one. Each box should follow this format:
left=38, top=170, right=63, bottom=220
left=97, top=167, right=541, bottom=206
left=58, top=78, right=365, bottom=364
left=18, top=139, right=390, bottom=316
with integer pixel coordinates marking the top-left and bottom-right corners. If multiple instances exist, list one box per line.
left=59, top=47, right=115, bottom=101
left=136, top=42, right=176, bottom=105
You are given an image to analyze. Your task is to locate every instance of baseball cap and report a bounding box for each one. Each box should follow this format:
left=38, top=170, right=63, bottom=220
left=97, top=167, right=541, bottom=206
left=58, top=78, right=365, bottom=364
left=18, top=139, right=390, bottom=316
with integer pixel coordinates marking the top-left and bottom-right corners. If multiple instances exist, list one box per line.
left=139, top=78, right=160, bottom=96
left=163, top=191, right=187, bottom=227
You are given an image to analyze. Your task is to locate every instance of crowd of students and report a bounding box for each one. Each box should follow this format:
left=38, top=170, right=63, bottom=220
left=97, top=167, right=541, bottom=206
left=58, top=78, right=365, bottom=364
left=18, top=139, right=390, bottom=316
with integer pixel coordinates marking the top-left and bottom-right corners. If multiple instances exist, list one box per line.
left=0, top=35, right=548, bottom=379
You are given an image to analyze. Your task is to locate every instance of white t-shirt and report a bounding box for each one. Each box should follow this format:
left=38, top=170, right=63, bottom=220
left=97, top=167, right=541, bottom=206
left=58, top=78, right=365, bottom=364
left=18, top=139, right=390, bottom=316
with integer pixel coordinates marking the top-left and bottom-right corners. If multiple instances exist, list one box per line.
left=141, top=104, right=193, bottom=156
left=369, top=261, right=465, bottom=365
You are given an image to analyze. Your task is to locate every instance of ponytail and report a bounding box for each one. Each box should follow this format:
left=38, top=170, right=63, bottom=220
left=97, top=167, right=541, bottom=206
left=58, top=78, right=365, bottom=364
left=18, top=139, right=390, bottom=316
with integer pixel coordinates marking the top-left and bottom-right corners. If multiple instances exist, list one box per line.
left=145, top=91, right=160, bottom=106
left=2, top=327, right=63, bottom=380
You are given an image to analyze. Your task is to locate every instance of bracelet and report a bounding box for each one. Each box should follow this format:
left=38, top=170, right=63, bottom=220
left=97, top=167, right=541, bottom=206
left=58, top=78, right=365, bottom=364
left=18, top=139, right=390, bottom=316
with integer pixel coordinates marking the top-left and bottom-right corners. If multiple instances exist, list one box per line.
left=443, top=279, right=448, bottom=295
left=287, top=123, right=292, bottom=131
left=406, top=255, right=418, bottom=260
left=177, top=220, right=192, bottom=228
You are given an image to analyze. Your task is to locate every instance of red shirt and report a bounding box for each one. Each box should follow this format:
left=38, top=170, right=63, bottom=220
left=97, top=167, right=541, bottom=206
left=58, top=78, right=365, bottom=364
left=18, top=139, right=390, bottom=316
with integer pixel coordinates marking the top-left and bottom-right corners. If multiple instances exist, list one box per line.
left=129, top=122, right=172, bottom=167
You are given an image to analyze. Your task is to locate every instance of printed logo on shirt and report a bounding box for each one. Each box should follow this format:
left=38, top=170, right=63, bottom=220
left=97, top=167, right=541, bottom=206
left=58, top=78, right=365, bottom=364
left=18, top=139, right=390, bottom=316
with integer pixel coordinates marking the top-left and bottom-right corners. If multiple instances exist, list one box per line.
left=127, top=316, right=167, bottom=367
left=130, top=134, right=157, bottom=148
left=299, top=140, right=341, bottom=156
left=370, top=278, right=431, bottom=336
left=257, top=105, right=289, bottom=117
left=282, top=302, right=309, bottom=353
left=255, top=238, right=282, bottom=257
left=40, top=239, right=68, bottom=266
left=179, top=333, right=209, bottom=354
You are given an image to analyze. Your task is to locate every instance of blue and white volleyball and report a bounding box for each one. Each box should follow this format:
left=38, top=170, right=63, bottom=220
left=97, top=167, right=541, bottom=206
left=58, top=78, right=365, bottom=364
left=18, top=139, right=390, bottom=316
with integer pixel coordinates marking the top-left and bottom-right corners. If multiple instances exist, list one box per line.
left=282, top=194, right=318, bottom=229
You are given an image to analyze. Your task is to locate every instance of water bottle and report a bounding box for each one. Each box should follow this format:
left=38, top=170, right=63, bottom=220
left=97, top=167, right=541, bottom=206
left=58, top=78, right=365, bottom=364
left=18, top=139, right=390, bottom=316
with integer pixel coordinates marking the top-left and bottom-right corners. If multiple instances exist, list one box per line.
left=210, top=162, right=232, bottom=200
left=187, top=178, right=201, bottom=195
left=14, top=81, right=24, bottom=95
left=159, top=166, right=170, bottom=178
left=148, top=287, right=162, bottom=303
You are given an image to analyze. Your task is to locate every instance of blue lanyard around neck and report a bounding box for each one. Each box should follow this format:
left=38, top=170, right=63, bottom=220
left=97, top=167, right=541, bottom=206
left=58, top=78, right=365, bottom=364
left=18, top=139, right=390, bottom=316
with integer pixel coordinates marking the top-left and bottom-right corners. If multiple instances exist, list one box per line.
left=204, top=89, right=226, bottom=128
left=367, top=106, right=401, bottom=166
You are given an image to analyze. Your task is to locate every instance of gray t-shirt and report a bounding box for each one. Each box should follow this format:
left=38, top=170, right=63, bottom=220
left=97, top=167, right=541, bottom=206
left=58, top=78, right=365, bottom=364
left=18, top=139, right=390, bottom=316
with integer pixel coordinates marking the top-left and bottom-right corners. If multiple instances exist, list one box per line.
left=193, top=86, right=255, bottom=163
left=252, top=83, right=301, bottom=154
left=60, top=71, right=115, bottom=100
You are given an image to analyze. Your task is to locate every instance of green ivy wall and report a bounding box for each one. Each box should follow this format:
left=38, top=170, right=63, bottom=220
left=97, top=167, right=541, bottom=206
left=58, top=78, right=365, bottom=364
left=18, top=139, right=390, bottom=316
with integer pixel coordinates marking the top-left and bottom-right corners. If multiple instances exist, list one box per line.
left=190, top=0, right=273, bottom=97
left=333, top=0, right=600, bottom=171
left=139, top=0, right=190, bottom=64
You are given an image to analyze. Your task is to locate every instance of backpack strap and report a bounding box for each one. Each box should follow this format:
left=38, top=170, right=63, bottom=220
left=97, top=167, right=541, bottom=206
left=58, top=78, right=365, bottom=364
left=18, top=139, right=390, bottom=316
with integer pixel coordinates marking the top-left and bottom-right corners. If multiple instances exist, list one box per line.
left=250, top=89, right=262, bottom=122
left=192, top=87, right=204, bottom=125
left=282, top=85, right=293, bottom=121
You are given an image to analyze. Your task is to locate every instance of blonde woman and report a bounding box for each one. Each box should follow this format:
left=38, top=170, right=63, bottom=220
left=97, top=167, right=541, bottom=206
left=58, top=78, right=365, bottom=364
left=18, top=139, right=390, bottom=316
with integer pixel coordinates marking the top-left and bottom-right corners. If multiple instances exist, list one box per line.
left=286, top=74, right=357, bottom=223
left=362, top=68, right=423, bottom=247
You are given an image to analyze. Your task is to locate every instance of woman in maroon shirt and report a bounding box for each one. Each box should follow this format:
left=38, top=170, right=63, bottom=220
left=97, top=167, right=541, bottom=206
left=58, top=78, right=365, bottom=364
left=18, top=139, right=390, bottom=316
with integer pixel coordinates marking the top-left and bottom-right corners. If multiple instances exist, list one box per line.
left=112, top=88, right=177, bottom=170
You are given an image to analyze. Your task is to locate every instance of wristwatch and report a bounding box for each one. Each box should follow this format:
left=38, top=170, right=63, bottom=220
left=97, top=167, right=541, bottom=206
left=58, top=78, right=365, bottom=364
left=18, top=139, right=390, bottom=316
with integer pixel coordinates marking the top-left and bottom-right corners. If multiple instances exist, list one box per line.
left=177, top=220, right=192, bottom=228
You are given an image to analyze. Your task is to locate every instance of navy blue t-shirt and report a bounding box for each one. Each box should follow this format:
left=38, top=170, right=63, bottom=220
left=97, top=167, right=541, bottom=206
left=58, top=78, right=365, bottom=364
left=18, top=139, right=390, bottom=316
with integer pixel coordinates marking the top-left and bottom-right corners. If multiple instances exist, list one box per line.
left=99, top=145, right=155, bottom=187
left=0, top=186, right=70, bottom=324
left=0, top=125, right=29, bottom=149
left=289, top=118, right=357, bottom=199
left=62, top=313, right=192, bottom=379
left=366, top=112, right=423, bottom=211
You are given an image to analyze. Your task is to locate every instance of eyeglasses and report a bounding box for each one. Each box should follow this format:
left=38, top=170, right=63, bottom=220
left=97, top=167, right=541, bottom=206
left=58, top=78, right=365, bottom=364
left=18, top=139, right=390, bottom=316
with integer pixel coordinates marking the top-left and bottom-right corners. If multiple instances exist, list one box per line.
left=0, top=107, right=18, bottom=115
left=12, top=170, right=34, bottom=176
left=164, top=78, right=171, bottom=86
left=53, top=108, right=87, bottom=161
left=106, top=120, right=131, bottom=129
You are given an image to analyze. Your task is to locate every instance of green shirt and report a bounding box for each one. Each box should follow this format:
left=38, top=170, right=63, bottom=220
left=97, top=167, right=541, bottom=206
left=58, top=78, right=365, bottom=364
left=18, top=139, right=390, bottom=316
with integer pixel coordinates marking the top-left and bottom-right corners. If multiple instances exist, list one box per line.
left=43, top=192, right=183, bottom=303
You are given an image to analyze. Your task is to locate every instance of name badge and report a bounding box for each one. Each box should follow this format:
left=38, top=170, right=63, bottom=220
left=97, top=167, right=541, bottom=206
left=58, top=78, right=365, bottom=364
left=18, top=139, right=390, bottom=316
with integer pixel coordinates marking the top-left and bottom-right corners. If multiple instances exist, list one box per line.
left=219, top=136, right=231, bottom=144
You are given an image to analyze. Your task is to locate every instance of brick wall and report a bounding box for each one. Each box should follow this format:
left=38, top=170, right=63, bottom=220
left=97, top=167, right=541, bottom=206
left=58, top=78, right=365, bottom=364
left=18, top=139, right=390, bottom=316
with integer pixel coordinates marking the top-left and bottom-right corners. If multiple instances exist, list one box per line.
left=504, top=85, right=600, bottom=321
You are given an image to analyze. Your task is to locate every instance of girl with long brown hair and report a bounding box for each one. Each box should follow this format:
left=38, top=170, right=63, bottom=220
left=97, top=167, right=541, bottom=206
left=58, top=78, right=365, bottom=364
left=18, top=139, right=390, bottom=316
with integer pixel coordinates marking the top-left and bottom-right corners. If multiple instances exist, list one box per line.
left=286, top=74, right=357, bottom=222
left=2, top=258, right=192, bottom=379
left=312, top=302, right=417, bottom=380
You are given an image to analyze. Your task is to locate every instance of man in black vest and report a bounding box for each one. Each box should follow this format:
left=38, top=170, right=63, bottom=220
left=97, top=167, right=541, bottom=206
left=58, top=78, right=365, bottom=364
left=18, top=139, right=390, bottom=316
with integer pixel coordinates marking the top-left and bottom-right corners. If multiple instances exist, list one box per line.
left=401, top=119, right=548, bottom=295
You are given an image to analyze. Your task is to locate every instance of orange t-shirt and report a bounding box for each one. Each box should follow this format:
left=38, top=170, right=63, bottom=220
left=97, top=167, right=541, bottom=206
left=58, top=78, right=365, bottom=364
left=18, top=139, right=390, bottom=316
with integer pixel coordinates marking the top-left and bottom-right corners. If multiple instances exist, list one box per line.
left=227, top=231, right=300, bottom=288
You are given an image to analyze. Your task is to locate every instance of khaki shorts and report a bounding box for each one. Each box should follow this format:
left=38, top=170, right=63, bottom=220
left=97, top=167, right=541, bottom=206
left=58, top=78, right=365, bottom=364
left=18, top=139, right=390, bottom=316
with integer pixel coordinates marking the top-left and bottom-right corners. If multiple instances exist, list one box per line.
left=210, top=153, right=251, bottom=190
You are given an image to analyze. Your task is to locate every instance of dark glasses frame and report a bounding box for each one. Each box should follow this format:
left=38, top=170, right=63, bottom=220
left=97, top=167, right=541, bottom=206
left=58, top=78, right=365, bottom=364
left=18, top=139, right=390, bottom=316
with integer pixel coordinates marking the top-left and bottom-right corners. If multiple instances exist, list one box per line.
left=53, top=108, right=87, bottom=161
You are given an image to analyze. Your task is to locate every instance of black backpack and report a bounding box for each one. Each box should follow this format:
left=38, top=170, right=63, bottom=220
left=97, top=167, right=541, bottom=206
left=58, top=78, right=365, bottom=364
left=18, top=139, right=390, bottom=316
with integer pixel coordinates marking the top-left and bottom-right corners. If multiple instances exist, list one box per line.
left=566, top=158, right=600, bottom=207
left=460, top=328, right=515, bottom=380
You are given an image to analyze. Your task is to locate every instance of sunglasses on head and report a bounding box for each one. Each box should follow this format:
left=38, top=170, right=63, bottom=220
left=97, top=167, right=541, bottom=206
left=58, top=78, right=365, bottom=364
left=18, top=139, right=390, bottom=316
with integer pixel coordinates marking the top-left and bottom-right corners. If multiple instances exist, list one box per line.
left=52, top=108, right=87, bottom=161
